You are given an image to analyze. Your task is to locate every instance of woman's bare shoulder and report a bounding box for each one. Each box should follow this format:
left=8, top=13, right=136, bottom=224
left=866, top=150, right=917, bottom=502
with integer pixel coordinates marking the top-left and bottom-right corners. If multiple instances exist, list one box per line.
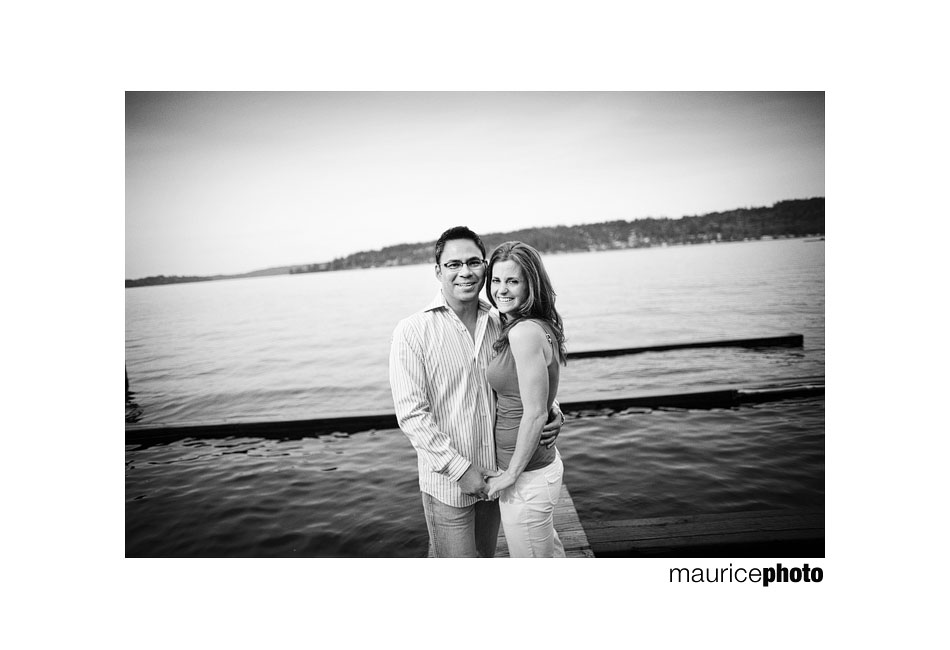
left=508, top=320, right=548, bottom=348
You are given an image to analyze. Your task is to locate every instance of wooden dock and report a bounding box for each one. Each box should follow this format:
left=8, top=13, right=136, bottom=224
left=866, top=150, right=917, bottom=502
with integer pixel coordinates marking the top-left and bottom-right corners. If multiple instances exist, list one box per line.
left=494, top=484, right=595, bottom=558
left=566, top=333, right=804, bottom=360
left=428, top=500, right=824, bottom=557
left=584, top=509, right=824, bottom=557
left=125, top=382, right=823, bottom=446
left=427, top=484, right=595, bottom=557
left=495, top=497, right=823, bottom=558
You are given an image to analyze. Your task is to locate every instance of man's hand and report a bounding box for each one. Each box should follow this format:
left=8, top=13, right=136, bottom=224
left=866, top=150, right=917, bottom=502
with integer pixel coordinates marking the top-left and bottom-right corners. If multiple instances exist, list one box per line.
left=457, top=465, right=501, bottom=499
left=539, top=406, right=565, bottom=449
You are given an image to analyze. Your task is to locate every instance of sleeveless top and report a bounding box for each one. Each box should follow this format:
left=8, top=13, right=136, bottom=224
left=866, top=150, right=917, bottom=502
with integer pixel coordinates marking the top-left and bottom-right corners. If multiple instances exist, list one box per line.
left=486, top=319, right=560, bottom=472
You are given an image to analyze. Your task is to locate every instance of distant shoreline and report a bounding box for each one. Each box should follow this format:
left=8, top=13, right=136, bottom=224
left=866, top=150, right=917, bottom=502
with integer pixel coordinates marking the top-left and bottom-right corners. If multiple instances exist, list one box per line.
left=125, top=235, right=822, bottom=289
left=126, top=197, right=824, bottom=288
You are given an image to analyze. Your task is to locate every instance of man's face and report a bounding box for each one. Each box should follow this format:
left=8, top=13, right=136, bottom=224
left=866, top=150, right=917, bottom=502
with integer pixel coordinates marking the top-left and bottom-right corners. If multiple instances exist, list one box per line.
left=435, top=239, right=486, bottom=306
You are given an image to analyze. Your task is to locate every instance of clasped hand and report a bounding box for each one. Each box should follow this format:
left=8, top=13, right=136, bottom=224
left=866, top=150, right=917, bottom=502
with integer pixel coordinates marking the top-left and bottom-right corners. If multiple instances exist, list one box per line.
left=458, top=465, right=501, bottom=501
left=458, top=465, right=518, bottom=501
left=485, top=471, right=516, bottom=500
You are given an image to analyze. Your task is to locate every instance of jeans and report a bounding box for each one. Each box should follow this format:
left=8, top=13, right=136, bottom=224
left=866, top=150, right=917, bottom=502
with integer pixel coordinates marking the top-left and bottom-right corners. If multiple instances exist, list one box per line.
left=498, top=451, right=565, bottom=558
left=421, top=492, right=501, bottom=558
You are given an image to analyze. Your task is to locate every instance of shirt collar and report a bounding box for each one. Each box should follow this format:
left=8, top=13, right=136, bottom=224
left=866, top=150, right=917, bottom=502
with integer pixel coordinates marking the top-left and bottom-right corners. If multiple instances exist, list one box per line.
left=423, top=290, right=493, bottom=314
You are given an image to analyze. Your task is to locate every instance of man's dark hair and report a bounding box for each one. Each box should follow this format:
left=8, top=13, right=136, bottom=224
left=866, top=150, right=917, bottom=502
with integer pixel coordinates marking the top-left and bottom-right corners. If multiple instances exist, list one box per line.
left=434, top=226, right=486, bottom=264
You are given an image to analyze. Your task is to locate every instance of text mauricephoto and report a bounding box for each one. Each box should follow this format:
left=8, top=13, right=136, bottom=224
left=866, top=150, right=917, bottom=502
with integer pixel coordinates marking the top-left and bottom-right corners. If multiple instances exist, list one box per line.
left=125, top=91, right=825, bottom=559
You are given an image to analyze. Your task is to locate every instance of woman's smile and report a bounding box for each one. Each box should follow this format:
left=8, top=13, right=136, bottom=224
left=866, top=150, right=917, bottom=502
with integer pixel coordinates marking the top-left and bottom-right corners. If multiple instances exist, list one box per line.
left=491, top=260, right=527, bottom=313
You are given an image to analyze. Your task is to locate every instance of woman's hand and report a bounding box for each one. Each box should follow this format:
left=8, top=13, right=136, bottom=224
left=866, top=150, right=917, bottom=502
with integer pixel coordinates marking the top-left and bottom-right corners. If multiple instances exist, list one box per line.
left=486, top=471, right=517, bottom=500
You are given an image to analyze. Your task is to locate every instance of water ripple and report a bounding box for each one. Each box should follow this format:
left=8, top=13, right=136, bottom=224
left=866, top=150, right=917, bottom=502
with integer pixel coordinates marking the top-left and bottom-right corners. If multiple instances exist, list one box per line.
left=127, top=399, right=823, bottom=556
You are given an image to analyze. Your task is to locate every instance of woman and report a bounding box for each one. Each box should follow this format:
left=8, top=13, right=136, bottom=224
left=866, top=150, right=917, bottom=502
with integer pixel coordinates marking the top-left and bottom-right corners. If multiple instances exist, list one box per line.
left=484, top=241, right=568, bottom=557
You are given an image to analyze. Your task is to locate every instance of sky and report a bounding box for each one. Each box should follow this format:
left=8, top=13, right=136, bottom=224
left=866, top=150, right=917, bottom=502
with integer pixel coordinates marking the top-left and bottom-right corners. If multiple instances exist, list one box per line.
left=125, top=91, right=824, bottom=278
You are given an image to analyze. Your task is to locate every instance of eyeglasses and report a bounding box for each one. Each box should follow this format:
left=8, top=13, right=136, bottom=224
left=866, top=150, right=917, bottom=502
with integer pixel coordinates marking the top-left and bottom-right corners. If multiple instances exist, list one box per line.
left=441, top=258, right=487, bottom=271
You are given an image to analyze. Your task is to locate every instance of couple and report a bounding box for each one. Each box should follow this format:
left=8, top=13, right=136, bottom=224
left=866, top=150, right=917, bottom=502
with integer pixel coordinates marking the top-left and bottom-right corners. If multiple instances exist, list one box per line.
left=389, top=226, right=568, bottom=558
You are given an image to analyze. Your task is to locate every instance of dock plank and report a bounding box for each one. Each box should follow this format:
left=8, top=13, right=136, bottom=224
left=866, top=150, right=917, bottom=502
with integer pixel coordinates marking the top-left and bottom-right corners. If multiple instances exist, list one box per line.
left=584, top=509, right=824, bottom=555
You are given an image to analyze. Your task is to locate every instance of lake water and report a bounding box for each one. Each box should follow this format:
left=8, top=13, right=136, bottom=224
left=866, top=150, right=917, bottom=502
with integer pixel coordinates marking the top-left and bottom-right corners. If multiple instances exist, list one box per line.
left=125, top=238, right=825, bottom=557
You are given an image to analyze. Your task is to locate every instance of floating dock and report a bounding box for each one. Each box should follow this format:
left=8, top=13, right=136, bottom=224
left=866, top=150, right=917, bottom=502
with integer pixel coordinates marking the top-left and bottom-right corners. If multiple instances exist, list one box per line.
left=126, top=381, right=824, bottom=445
left=428, top=486, right=822, bottom=557
left=565, top=333, right=804, bottom=360
left=584, top=509, right=825, bottom=557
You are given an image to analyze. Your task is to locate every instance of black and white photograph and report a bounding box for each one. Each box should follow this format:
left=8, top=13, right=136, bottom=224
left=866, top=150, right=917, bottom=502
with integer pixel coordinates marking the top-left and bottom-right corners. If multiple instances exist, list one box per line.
left=9, top=2, right=947, bottom=647
left=125, top=91, right=825, bottom=559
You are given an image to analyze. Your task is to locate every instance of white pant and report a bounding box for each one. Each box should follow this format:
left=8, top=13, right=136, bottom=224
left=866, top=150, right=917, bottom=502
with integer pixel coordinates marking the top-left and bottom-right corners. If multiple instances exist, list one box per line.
left=499, top=451, right=566, bottom=558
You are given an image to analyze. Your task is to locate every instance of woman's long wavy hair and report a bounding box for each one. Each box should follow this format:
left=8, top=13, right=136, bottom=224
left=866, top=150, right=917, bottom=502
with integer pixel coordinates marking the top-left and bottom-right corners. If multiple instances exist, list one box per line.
left=486, top=241, right=567, bottom=365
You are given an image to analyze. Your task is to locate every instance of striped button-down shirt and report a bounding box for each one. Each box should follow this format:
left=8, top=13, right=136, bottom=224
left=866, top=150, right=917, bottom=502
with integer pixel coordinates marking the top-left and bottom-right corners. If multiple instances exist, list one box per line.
left=389, top=291, right=501, bottom=507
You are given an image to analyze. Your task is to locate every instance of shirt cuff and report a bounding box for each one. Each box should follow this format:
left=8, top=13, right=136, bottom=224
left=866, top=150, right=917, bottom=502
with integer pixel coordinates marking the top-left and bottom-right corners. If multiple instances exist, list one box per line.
left=443, top=455, right=472, bottom=483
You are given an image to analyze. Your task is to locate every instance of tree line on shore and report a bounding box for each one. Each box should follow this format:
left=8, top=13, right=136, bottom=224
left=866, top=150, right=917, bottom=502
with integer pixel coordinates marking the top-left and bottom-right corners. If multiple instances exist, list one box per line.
left=127, top=197, right=824, bottom=287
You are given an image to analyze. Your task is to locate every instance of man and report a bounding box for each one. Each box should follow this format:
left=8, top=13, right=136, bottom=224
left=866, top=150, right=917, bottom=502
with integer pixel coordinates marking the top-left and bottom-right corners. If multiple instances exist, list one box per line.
left=389, top=226, right=563, bottom=558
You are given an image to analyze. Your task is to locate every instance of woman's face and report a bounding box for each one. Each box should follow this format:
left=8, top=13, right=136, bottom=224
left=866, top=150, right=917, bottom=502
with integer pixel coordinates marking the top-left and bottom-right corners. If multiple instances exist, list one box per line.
left=490, top=259, right=528, bottom=315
